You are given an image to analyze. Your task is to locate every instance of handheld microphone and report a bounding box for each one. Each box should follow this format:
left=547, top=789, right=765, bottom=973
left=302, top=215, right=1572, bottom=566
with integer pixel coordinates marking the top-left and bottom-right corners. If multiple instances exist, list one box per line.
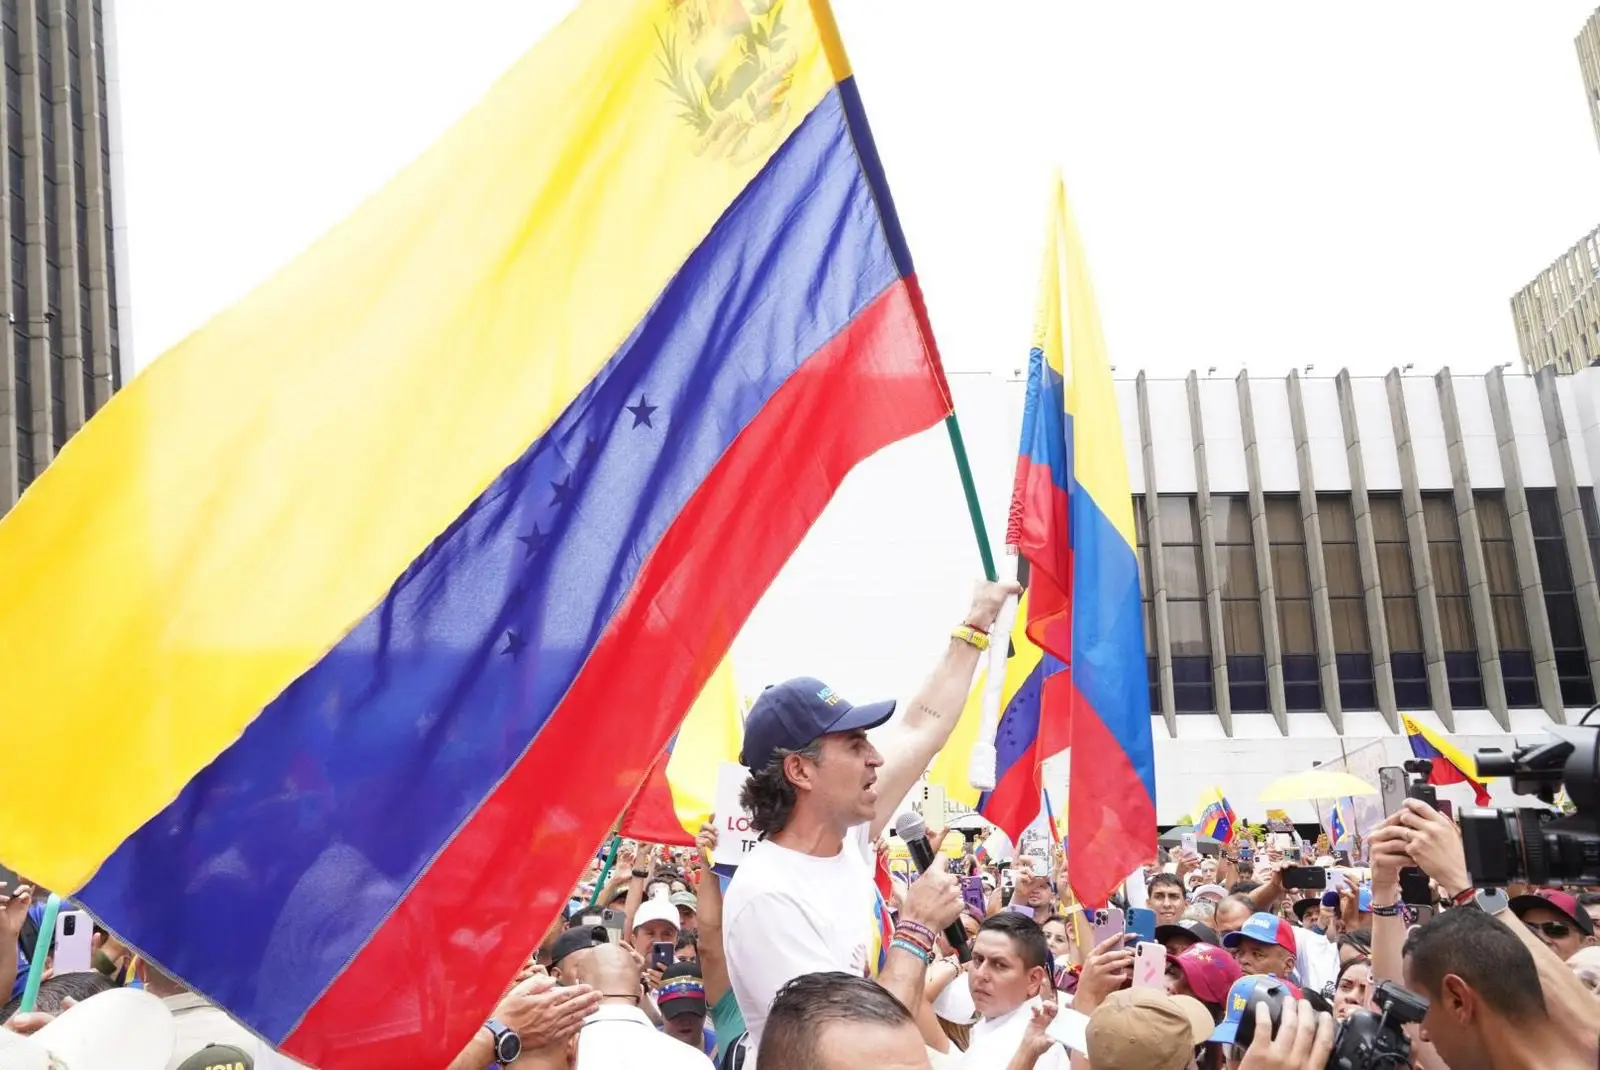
left=895, top=811, right=971, bottom=962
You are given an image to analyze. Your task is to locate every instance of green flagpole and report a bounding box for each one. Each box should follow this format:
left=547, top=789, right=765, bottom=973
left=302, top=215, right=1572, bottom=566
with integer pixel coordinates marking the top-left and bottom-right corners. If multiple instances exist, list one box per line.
left=587, top=835, right=621, bottom=909
left=943, top=413, right=997, bottom=582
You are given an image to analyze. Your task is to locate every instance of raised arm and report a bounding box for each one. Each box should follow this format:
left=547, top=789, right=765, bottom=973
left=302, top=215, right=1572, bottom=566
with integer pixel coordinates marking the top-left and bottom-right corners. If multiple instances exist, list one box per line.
left=869, top=581, right=1019, bottom=841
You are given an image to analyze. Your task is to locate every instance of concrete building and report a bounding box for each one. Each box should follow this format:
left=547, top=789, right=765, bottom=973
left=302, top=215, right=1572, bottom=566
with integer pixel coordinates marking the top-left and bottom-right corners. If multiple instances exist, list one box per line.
left=1511, top=7, right=1600, bottom=375
left=737, top=364, right=1600, bottom=824
left=1582, top=6, right=1600, bottom=153
left=0, top=0, right=127, bottom=509
left=1120, top=364, right=1600, bottom=818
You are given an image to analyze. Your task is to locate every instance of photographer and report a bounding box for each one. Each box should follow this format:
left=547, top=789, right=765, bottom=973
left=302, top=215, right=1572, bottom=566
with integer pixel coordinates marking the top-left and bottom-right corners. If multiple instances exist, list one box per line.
left=1368, top=799, right=1600, bottom=1068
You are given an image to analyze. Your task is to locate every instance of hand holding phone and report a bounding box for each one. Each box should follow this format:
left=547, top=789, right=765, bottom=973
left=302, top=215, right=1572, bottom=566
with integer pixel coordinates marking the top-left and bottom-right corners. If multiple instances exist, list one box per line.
left=1125, top=907, right=1157, bottom=943
left=1089, top=906, right=1126, bottom=947
left=1131, top=941, right=1166, bottom=989
left=1180, top=832, right=1198, bottom=857
left=1280, top=866, right=1329, bottom=891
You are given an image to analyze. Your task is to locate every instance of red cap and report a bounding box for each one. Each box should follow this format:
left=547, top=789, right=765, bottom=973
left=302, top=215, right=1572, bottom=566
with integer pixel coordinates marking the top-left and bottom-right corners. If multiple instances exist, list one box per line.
left=1173, top=943, right=1244, bottom=1004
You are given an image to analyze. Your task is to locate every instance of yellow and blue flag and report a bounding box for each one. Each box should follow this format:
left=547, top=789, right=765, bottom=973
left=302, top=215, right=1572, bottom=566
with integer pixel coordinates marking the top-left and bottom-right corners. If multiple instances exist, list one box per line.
left=620, top=657, right=745, bottom=846
left=1004, top=173, right=1155, bottom=906
left=1196, top=786, right=1237, bottom=846
left=1403, top=714, right=1492, bottom=805
left=0, top=2, right=955, bottom=1065
left=1328, top=797, right=1352, bottom=847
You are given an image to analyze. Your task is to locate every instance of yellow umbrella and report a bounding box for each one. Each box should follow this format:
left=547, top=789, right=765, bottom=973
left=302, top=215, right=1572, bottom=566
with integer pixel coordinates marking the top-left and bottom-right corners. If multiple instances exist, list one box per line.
left=1258, top=770, right=1378, bottom=803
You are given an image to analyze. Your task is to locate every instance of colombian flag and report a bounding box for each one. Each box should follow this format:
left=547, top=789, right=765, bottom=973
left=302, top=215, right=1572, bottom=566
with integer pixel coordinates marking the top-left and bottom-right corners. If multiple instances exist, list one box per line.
left=1197, top=786, right=1237, bottom=846
left=1403, top=715, right=1492, bottom=806
left=0, top=4, right=953, bottom=1066
left=1009, top=173, right=1156, bottom=908
left=620, top=657, right=745, bottom=847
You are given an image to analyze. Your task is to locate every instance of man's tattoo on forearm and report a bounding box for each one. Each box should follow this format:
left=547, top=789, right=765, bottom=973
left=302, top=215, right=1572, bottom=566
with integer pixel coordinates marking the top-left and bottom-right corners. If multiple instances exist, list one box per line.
left=915, top=701, right=944, bottom=720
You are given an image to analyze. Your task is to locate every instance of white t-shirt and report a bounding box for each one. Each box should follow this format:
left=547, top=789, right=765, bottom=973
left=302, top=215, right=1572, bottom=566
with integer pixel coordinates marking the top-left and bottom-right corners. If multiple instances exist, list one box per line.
left=721, top=823, right=881, bottom=1064
left=960, top=999, right=1069, bottom=1070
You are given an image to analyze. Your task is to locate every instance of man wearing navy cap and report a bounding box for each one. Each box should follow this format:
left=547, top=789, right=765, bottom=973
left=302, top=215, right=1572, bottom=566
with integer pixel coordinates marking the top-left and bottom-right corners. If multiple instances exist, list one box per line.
left=722, top=580, right=1017, bottom=1065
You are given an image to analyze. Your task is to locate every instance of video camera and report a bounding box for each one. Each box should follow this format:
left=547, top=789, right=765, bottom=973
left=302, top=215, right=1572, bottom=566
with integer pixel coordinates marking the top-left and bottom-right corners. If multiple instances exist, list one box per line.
left=1460, top=717, right=1600, bottom=887
left=1232, top=976, right=1428, bottom=1070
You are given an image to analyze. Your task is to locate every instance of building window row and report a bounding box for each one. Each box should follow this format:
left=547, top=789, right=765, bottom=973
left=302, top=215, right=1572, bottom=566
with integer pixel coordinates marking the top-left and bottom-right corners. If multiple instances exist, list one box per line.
left=1134, top=489, right=1597, bottom=716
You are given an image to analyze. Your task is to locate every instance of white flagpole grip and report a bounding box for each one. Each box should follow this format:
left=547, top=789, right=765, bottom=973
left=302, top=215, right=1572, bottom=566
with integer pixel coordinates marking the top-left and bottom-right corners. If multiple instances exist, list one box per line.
left=967, top=588, right=1019, bottom=793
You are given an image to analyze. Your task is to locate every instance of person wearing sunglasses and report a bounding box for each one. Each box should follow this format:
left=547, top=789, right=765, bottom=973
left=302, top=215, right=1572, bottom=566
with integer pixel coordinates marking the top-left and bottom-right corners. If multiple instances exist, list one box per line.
left=1507, top=889, right=1595, bottom=962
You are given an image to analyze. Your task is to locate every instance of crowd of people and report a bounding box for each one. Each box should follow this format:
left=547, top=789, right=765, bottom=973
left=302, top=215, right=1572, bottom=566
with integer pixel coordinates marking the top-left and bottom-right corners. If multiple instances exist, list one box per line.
left=4, top=579, right=1600, bottom=1068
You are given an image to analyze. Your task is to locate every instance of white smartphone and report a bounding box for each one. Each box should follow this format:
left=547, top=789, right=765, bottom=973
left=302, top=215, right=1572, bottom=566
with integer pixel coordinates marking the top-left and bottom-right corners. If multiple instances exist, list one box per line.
left=1132, top=941, right=1166, bottom=989
left=53, top=910, right=92, bottom=974
left=1180, top=832, right=1198, bottom=857
left=1089, top=906, right=1126, bottom=948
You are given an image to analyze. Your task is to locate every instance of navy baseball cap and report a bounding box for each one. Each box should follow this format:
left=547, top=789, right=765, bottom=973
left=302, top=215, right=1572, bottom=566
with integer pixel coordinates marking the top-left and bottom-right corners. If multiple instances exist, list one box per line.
left=739, top=677, right=896, bottom=769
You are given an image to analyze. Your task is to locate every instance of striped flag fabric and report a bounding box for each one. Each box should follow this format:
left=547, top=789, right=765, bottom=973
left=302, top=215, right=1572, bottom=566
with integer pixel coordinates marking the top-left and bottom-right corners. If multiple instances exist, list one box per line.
left=1196, top=786, right=1238, bottom=846
left=1005, top=173, right=1157, bottom=907
left=0, top=2, right=954, bottom=1065
left=1403, top=714, right=1492, bottom=805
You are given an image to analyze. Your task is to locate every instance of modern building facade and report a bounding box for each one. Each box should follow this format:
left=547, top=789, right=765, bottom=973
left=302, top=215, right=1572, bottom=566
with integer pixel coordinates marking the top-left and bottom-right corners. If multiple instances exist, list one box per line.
left=1110, top=364, right=1600, bottom=815
left=0, top=0, right=126, bottom=511
left=1511, top=6, right=1600, bottom=374
left=1581, top=5, right=1600, bottom=153
left=1511, top=224, right=1600, bottom=375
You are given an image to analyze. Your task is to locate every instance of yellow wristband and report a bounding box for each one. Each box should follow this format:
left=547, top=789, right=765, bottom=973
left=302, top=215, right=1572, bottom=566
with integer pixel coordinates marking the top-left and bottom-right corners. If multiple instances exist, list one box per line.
left=951, top=625, right=990, bottom=651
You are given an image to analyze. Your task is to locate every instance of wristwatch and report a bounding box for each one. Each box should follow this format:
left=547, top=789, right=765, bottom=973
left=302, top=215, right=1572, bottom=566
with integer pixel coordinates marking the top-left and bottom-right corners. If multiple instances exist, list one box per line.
left=484, top=1019, right=522, bottom=1065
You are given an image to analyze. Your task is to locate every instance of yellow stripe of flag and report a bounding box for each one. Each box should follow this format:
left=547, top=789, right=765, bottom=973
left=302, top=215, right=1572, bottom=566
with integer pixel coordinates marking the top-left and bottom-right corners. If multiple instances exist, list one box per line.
left=1054, top=172, right=1135, bottom=549
left=0, top=0, right=847, bottom=889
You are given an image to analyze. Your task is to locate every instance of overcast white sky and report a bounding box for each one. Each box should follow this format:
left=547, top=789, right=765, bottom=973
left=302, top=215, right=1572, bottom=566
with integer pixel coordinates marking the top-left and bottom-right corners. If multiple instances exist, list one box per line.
left=115, top=2, right=1600, bottom=380
left=112, top=3, right=1600, bottom=713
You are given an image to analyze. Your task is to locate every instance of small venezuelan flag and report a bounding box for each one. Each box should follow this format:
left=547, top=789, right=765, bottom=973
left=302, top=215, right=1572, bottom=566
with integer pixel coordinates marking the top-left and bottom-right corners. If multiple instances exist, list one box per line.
left=1403, top=715, right=1492, bottom=805
left=1196, top=786, right=1237, bottom=846
left=1328, top=797, right=1351, bottom=847
left=0, top=3, right=954, bottom=1065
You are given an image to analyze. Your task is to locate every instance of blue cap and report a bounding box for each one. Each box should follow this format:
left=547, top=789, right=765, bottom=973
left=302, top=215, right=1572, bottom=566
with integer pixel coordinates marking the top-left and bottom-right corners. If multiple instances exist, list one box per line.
left=739, top=677, right=896, bottom=769
left=1221, top=912, right=1297, bottom=956
left=1209, top=974, right=1303, bottom=1045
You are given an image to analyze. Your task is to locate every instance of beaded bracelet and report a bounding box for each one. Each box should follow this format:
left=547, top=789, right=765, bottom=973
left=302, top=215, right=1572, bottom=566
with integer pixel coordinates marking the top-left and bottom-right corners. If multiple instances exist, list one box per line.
left=890, top=937, right=933, bottom=964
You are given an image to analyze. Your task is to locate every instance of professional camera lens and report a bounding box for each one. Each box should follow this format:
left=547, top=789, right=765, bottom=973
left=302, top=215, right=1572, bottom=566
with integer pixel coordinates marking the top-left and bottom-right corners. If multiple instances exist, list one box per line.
left=1461, top=806, right=1600, bottom=886
left=1222, top=977, right=1425, bottom=1069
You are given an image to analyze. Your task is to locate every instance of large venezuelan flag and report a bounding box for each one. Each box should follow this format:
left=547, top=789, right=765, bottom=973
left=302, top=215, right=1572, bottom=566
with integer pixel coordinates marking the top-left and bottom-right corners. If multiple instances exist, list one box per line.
left=1010, top=173, right=1156, bottom=908
left=0, top=3, right=953, bottom=1066
left=620, top=657, right=745, bottom=847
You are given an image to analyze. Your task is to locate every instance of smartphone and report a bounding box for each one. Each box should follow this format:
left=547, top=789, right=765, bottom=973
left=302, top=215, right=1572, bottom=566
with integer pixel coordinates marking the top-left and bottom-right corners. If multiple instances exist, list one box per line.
left=960, top=876, right=986, bottom=917
left=1238, top=843, right=1254, bottom=862
left=53, top=910, right=92, bottom=974
left=1379, top=765, right=1406, bottom=817
left=1125, top=907, right=1157, bottom=943
left=1180, top=832, right=1198, bottom=857
left=1436, top=799, right=1454, bottom=820
left=1281, top=866, right=1327, bottom=891
left=650, top=941, right=675, bottom=971
left=1089, top=906, right=1126, bottom=947
left=1131, top=941, right=1166, bottom=989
